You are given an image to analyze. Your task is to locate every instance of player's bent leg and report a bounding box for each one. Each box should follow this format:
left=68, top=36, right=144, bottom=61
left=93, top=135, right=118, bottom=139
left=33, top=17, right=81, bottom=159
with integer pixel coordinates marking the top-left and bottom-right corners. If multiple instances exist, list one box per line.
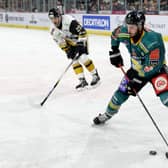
left=72, top=61, right=84, bottom=75
left=72, top=61, right=88, bottom=90
left=159, top=91, right=168, bottom=107
left=106, top=90, right=129, bottom=115
left=93, top=90, right=129, bottom=125
left=79, top=54, right=100, bottom=86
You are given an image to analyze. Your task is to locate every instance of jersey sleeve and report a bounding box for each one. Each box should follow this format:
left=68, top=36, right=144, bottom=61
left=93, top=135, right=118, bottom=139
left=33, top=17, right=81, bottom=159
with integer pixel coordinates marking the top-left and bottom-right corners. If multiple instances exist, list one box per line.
left=69, top=20, right=87, bottom=39
left=111, top=25, right=129, bottom=50
left=49, top=24, right=69, bottom=53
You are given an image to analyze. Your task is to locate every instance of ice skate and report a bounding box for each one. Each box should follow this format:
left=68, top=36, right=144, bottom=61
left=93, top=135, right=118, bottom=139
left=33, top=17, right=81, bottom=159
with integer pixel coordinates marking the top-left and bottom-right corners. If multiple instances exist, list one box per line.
left=90, top=71, right=100, bottom=87
left=76, top=77, right=88, bottom=91
left=93, top=113, right=111, bottom=125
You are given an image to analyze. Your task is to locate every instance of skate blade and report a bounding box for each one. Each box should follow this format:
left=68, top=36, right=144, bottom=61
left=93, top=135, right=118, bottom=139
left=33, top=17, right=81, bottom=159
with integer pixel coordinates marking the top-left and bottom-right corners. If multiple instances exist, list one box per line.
left=90, top=80, right=101, bottom=89
left=91, top=122, right=106, bottom=127
left=76, top=85, right=89, bottom=92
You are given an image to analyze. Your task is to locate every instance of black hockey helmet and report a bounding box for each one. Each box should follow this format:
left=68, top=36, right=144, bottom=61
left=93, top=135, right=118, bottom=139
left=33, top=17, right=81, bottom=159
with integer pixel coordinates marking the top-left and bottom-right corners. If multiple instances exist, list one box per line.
left=48, top=8, right=61, bottom=19
left=125, top=11, right=145, bottom=26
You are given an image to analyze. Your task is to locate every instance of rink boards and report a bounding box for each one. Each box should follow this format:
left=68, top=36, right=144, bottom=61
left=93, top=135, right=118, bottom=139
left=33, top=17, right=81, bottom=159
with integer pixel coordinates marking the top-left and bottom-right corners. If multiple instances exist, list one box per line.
left=0, top=12, right=168, bottom=41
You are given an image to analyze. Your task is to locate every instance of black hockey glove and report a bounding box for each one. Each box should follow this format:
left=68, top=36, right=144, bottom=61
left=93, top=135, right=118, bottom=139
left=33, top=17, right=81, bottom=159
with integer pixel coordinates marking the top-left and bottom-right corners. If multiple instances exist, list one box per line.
left=109, top=47, right=123, bottom=68
left=66, top=46, right=77, bottom=59
left=67, top=42, right=86, bottom=60
left=126, top=69, right=144, bottom=96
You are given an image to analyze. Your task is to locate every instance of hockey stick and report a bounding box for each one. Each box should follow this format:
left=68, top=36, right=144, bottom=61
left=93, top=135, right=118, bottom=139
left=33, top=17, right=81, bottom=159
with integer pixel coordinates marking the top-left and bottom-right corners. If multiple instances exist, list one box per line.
left=40, top=55, right=79, bottom=106
left=120, top=66, right=168, bottom=148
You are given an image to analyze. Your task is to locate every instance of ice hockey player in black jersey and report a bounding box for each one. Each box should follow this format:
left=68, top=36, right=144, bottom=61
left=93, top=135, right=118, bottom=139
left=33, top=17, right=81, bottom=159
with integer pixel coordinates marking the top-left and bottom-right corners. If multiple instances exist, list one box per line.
left=48, top=8, right=100, bottom=90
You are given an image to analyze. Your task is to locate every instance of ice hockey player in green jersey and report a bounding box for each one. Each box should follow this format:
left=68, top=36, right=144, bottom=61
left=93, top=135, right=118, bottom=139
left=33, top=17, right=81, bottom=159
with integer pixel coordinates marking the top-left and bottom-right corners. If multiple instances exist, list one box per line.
left=48, top=8, right=100, bottom=90
left=93, top=10, right=168, bottom=125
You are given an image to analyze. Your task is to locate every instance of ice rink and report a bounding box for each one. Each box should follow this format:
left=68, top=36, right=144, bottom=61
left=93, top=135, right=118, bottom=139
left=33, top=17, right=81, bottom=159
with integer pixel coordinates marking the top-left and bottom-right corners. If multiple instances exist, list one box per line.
left=0, top=27, right=168, bottom=168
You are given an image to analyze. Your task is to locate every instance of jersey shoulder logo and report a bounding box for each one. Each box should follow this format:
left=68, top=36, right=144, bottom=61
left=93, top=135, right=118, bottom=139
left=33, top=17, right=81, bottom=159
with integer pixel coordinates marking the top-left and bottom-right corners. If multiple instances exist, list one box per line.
left=150, top=48, right=160, bottom=60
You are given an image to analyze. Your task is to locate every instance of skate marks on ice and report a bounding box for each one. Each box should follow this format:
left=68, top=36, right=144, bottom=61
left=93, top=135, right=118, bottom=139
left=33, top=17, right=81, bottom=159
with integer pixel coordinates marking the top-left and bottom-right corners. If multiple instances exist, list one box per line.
left=0, top=136, right=72, bottom=168
left=72, top=120, right=168, bottom=168
left=27, top=81, right=101, bottom=109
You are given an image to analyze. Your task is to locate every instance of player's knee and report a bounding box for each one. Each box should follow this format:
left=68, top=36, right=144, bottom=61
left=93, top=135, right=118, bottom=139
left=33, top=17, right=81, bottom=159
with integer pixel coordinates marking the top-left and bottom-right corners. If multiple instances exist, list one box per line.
left=84, top=59, right=95, bottom=72
left=159, top=92, right=168, bottom=107
left=78, top=54, right=89, bottom=64
left=72, top=62, right=83, bottom=74
left=106, top=90, right=129, bottom=115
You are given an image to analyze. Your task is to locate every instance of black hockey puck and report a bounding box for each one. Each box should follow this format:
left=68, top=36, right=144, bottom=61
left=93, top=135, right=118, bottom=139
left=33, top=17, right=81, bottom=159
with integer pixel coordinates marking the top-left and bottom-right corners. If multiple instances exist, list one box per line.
left=149, top=150, right=157, bottom=155
left=165, top=152, right=168, bottom=159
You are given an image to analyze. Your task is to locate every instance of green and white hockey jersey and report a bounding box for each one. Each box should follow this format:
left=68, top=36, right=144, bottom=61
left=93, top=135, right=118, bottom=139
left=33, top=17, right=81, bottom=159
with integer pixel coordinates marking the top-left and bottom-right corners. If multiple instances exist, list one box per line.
left=111, top=25, right=166, bottom=78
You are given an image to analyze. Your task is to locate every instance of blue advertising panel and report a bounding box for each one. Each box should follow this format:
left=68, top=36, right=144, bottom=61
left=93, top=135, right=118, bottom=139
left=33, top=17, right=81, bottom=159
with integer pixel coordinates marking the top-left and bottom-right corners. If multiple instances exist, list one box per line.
left=83, top=15, right=110, bottom=30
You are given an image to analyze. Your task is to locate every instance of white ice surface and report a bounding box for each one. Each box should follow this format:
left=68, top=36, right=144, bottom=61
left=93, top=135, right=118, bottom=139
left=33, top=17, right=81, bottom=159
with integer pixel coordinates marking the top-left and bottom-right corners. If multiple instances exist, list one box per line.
left=0, top=27, right=168, bottom=168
